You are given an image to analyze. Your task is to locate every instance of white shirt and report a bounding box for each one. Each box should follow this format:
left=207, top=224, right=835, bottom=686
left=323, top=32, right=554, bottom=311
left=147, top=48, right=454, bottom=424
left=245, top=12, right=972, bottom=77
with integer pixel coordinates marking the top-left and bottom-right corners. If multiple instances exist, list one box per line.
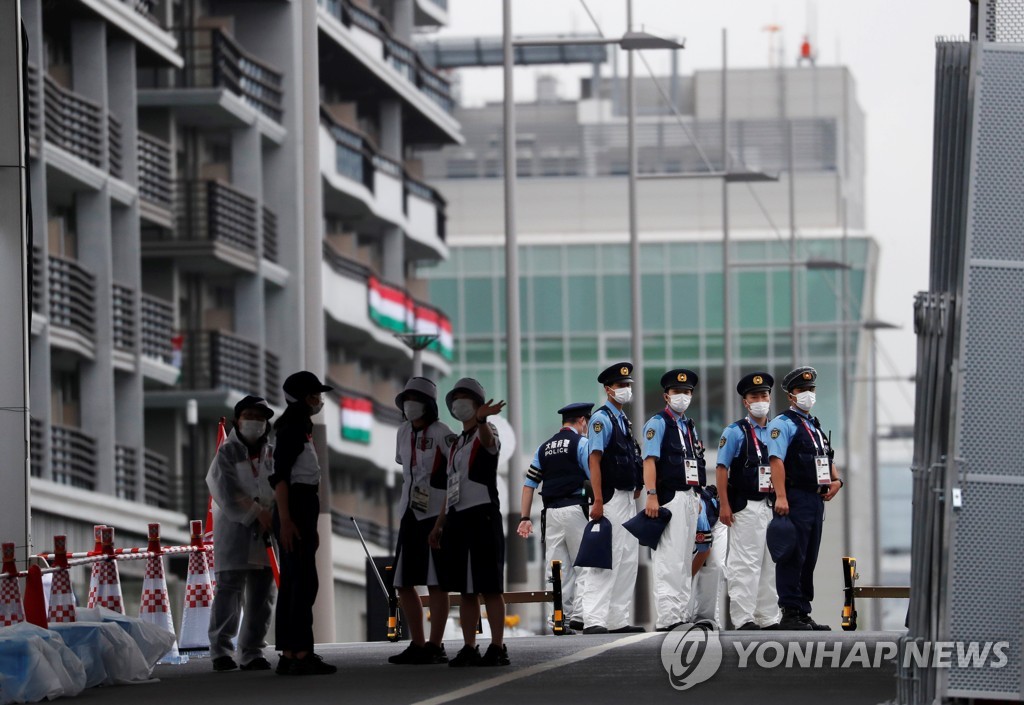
left=395, top=419, right=456, bottom=520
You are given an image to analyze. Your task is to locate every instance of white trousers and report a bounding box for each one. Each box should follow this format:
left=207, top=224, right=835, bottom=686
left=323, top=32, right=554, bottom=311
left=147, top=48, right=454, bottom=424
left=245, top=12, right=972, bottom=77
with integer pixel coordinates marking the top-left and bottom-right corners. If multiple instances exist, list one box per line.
left=690, top=519, right=728, bottom=624
left=652, top=489, right=701, bottom=629
left=544, top=503, right=588, bottom=621
left=580, top=490, right=638, bottom=630
left=725, top=498, right=780, bottom=628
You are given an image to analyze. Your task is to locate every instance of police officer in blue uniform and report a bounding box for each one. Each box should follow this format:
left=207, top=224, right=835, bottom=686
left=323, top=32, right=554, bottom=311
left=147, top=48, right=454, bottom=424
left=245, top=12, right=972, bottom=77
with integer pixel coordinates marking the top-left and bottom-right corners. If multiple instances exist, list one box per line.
left=641, top=369, right=707, bottom=631
left=517, top=402, right=593, bottom=633
left=717, top=372, right=781, bottom=630
left=767, top=366, right=844, bottom=631
left=582, top=362, right=645, bottom=634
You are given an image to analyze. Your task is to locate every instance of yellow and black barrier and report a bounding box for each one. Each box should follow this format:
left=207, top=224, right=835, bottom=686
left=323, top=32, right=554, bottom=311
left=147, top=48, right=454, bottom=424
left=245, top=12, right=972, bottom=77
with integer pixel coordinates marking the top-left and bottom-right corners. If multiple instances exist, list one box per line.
left=841, top=556, right=910, bottom=631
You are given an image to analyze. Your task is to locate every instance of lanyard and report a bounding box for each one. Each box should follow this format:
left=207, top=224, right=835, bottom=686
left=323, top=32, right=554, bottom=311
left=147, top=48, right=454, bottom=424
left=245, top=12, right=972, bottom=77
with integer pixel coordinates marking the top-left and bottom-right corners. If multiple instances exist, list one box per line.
left=746, top=419, right=768, bottom=464
left=665, top=408, right=694, bottom=456
left=797, top=416, right=825, bottom=454
left=410, top=428, right=419, bottom=466
left=248, top=456, right=260, bottom=479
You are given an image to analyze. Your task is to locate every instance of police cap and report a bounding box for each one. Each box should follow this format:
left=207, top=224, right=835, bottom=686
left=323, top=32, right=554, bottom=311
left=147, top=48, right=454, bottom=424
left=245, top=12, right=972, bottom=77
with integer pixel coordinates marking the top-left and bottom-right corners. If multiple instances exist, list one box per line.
left=558, top=402, right=594, bottom=422
left=598, top=362, right=633, bottom=386
left=661, top=368, right=698, bottom=392
left=736, top=371, right=774, bottom=397
left=782, top=366, right=817, bottom=392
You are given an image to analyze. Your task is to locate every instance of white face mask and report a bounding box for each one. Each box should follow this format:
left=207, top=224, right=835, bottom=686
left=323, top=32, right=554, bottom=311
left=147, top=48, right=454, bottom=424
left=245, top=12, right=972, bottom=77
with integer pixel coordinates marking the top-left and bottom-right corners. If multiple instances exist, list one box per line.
left=450, top=398, right=477, bottom=422
left=610, top=386, right=633, bottom=405
left=238, top=420, right=266, bottom=443
left=667, top=393, right=691, bottom=414
left=793, top=391, right=816, bottom=412
left=403, top=400, right=425, bottom=421
left=308, top=400, right=324, bottom=415
left=747, top=401, right=771, bottom=419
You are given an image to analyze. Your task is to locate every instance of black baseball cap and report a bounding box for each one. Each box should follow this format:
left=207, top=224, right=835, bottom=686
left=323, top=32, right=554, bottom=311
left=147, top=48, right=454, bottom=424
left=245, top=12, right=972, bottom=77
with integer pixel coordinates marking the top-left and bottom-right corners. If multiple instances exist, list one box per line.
left=283, top=371, right=333, bottom=403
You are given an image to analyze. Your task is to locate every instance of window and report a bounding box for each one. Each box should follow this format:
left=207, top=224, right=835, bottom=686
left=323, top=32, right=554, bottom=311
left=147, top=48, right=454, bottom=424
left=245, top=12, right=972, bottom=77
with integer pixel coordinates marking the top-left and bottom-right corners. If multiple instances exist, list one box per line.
left=567, top=276, right=597, bottom=332
left=463, top=279, right=495, bottom=334
left=47, top=205, right=77, bottom=258
left=601, top=275, right=630, bottom=332
left=531, top=276, right=563, bottom=333
left=51, top=369, right=80, bottom=428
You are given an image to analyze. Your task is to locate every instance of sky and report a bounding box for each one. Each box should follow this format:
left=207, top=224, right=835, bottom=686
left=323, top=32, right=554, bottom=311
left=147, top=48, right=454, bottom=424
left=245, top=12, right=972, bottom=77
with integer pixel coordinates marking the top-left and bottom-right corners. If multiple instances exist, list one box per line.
left=430, top=0, right=972, bottom=435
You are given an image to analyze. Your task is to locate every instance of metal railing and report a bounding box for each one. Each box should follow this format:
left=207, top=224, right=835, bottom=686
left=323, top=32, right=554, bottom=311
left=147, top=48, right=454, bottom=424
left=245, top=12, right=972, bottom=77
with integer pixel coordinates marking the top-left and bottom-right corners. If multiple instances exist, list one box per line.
left=43, top=73, right=103, bottom=167
left=114, top=444, right=138, bottom=501
left=265, top=349, right=281, bottom=405
left=173, top=179, right=258, bottom=251
left=26, top=63, right=41, bottom=145
left=30, top=418, right=44, bottom=478
left=51, top=425, right=97, bottom=490
left=422, top=0, right=448, bottom=10
left=31, top=245, right=42, bottom=314
left=181, top=28, right=284, bottom=122
left=180, top=329, right=260, bottom=395
left=108, top=113, right=123, bottom=179
left=112, top=282, right=136, bottom=352
left=318, top=0, right=455, bottom=113
left=48, top=255, right=96, bottom=342
left=143, top=448, right=172, bottom=509
left=138, top=132, right=173, bottom=210
left=262, top=205, right=278, bottom=263
left=332, top=510, right=391, bottom=546
left=140, top=293, right=174, bottom=364
left=122, top=0, right=160, bottom=24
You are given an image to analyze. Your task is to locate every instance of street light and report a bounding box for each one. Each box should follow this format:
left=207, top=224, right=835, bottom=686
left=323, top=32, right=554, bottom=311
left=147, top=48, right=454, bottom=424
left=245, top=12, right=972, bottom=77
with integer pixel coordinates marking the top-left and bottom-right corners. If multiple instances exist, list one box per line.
left=394, top=332, right=439, bottom=378
left=502, top=1, right=683, bottom=590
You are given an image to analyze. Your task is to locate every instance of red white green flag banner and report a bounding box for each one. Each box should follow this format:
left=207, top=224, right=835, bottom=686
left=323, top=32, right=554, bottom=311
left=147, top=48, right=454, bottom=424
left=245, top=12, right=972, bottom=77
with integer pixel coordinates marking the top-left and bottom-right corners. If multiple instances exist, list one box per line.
left=340, top=397, right=373, bottom=444
left=414, top=306, right=454, bottom=360
left=368, top=277, right=413, bottom=333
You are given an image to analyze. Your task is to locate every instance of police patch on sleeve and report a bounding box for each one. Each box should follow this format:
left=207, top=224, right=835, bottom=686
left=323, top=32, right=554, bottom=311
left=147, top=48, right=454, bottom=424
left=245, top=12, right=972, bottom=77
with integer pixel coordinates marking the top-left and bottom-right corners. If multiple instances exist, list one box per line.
left=718, top=437, right=726, bottom=448
left=593, top=421, right=603, bottom=433
left=770, top=428, right=780, bottom=439
left=646, top=428, right=656, bottom=440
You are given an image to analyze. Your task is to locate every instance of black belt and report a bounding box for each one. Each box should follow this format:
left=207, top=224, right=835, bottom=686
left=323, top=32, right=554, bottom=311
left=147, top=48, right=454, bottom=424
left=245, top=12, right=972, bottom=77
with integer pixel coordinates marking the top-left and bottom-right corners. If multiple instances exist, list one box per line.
left=541, top=495, right=587, bottom=510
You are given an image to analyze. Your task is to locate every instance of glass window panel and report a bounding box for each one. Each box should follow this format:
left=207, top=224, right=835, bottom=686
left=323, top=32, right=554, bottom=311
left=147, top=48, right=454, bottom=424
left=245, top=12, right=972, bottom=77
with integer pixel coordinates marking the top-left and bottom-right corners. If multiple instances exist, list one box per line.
left=806, top=270, right=839, bottom=323
left=599, top=244, right=629, bottom=274
left=464, top=339, right=495, bottom=364
left=700, top=242, right=722, bottom=270
left=704, top=272, right=723, bottom=330
left=532, top=337, right=564, bottom=363
left=643, top=335, right=667, bottom=363
left=602, top=275, right=630, bottom=332
left=704, top=333, right=723, bottom=362
left=461, top=247, right=494, bottom=274
left=770, top=270, right=792, bottom=328
left=736, top=271, right=768, bottom=329
left=668, top=274, right=700, bottom=331
left=604, top=336, right=631, bottom=360
left=672, top=333, right=701, bottom=361
left=641, top=274, right=666, bottom=332
left=532, top=276, right=563, bottom=333
left=738, top=332, right=769, bottom=360
left=567, top=276, right=597, bottom=332
left=566, top=245, right=597, bottom=273
left=462, top=279, right=494, bottom=334
left=428, top=279, right=458, bottom=318
left=806, top=329, right=839, bottom=357
left=641, top=243, right=666, bottom=272
left=772, top=333, right=794, bottom=359
left=735, top=240, right=768, bottom=263
left=569, top=365, right=601, bottom=406
left=668, top=242, right=699, bottom=272
left=527, top=246, right=563, bottom=275
left=568, top=336, right=599, bottom=362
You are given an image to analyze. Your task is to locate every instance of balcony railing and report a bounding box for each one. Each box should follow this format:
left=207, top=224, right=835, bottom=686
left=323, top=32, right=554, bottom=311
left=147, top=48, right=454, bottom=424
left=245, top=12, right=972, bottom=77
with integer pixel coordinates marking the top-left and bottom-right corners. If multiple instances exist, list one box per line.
left=422, top=0, right=448, bottom=10
left=180, top=329, right=260, bottom=394
left=112, top=282, right=136, bottom=352
left=122, top=0, right=161, bottom=25
left=48, top=255, right=96, bottom=342
left=332, top=510, right=391, bottom=546
left=265, top=349, right=281, bottom=405
left=51, top=424, right=97, bottom=490
left=404, top=173, right=448, bottom=240
left=181, top=28, right=284, bottom=122
left=114, top=444, right=138, bottom=501
left=143, top=448, right=172, bottom=509
left=262, top=206, right=278, bottom=263
left=108, top=113, right=123, bottom=180
left=43, top=73, right=103, bottom=168
left=31, top=245, right=42, bottom=314
left=141, top=293, right=174, bottom=364
left=172, top=179, right=258, bottom=251
left=138, top=132, right=173, bottom=210
left=26, top=63, right=41, bottom=146
left=30, top=417, right=44, bottom=478
left=319, top=0, right=455, bottom=113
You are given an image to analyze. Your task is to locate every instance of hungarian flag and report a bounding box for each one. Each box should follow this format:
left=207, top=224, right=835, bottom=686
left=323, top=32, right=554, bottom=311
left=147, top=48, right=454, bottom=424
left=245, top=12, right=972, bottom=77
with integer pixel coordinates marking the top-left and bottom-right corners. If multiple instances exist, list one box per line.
left=368, top=277, right=413, bottom=333
left=341, top=397, right=373, bottom=444
left=414, top=306, right=454, bottom=360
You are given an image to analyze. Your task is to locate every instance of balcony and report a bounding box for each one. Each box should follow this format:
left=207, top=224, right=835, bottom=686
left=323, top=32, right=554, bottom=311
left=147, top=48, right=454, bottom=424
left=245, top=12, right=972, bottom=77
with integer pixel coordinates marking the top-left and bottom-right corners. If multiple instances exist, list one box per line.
left=30, top=418, right=44, bottom=478
left=332, top=510, right=390, bottom=546
left=51, top=424, right=97, bottom=491
left=262, top=206, right=278, bottom=263
left=138, top=132, right=173, bottom=222
left=180, top=27, right=284, bottom=123
left=143, top=448, right=172, bottom=510
left=265, top=349, right=281, bottom=406
left=31, top=245, right=43, bottom=316
left=48, top=255, right=96, bottom=354
left=112, top=282, right=136, bottom=353
left=114, top=444, right=138, bottom=501
left=141, top=293, right=174, bottom=364
left=108, top=113, right=123, bottom=180
left=26, top=63, right=41, bottom=151
left=43, top=73, right=103, bottom=168
left=180, top=329, right=260, bottom=396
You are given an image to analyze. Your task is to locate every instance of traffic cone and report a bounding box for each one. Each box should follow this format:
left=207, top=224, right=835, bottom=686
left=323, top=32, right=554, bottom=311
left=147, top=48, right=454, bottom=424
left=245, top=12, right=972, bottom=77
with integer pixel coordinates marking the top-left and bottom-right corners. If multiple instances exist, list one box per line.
left=178, top=520, right=213, bottom=650
left=90, top=525, right=106, bottom=555
left=138, top=523, right=185, bottom=664
left=86, top=527, right=124, bottom=614
left=23, top=565, right=47, bottom=628
left=0, top=542, right=24, bottom=627
left=47, top=535, right=76, bottom=624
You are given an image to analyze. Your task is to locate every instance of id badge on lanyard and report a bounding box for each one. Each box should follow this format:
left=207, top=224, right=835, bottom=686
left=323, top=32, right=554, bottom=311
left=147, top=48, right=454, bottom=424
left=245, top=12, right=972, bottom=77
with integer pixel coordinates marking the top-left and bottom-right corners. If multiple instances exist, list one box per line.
left=748, top=424, right=772, bottom=492
left=677, top=424, right=700, bottom=486
left=815, top=456, right=831, bottom=486
left=411, top=484, right=430, bottom=513
left=446, top=470, right=460, bottom=507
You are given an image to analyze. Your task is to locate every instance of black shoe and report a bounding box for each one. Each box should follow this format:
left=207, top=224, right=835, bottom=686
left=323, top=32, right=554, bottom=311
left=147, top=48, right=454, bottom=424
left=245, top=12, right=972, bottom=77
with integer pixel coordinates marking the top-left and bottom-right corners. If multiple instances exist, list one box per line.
left=388, top=642, right=428, bottom=665
left=479, top=643, right=510, bottom=667
left=568, top=619, right=585, bottom=631
left=212, top=656, right=238, bottom=672
left=582, top=626, right=609, bottom=634
left=448, top=644, right=482, bottom=667
left=801, top=613, right=832, bottom=631
left=288, top=653, right=337, bottom=675
left=609, top=625, right=645, bottom=633
left=655, top=621, right=685, bottom=632
left=275, top=656, right=292, bottom=675
left=423, top=642, right=449, bottom=664
left=240, top=657, right=272, bottom=671
left=738, top=622, right=761, bottom=631
left=778, top=608, right=813, bottom=631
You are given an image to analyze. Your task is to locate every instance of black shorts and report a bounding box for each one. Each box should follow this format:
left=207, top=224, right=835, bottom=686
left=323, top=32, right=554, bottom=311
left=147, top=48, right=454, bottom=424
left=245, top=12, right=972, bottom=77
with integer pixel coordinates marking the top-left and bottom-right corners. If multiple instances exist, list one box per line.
left=393, top=510, right=441, bottom=588
left=439, top=504, right=505, bottom=595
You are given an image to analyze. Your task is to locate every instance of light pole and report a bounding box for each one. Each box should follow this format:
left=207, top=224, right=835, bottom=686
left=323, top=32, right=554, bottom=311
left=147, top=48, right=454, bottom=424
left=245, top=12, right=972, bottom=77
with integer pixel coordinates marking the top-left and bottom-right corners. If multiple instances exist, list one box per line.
left=395, top=332, right=439, bottom=379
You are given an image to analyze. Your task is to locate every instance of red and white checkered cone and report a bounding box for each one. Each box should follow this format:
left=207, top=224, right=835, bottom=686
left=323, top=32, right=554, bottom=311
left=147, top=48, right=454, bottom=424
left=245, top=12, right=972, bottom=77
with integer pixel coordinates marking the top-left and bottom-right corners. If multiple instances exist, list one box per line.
left=47, top=535, right=76, bottom=624
left=179, top=520, right=213, bottom=650
left=0, top=542, right=24, bottom=627
left=138, top=523, right=184, bottom=663
left=86, top=527, right=124, bottom=614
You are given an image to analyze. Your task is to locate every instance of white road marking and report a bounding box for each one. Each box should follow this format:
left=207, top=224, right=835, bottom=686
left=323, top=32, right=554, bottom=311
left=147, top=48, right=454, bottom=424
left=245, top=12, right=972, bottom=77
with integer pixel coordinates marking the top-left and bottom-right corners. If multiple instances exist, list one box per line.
left=407, top=632, right=660, bottom=705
